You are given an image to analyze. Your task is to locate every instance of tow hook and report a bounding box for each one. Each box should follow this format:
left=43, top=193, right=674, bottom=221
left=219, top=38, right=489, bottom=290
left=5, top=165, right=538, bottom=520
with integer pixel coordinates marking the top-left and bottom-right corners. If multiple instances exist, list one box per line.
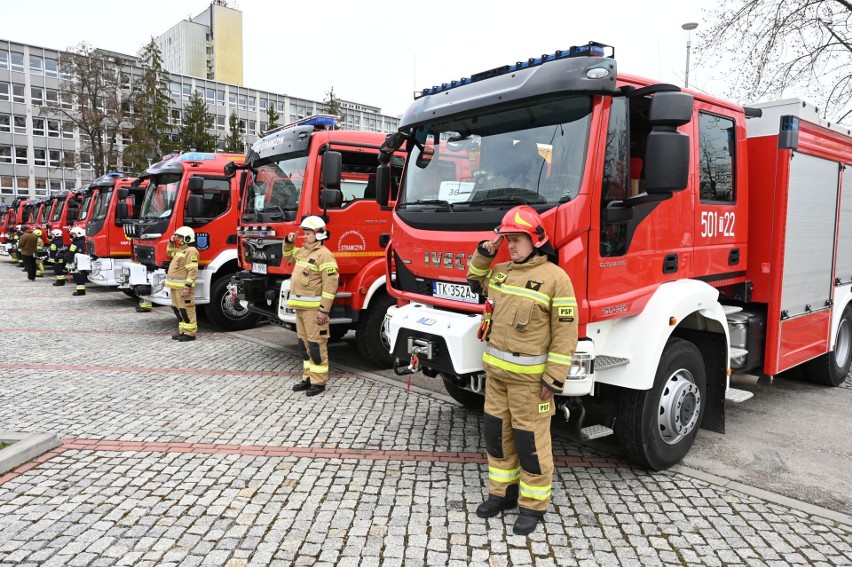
left=393, top=354, right=421, bottom=376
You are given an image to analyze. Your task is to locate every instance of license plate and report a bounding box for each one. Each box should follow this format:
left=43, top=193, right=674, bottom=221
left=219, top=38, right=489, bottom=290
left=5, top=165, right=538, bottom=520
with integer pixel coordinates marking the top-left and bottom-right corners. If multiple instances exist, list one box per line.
left=433, top=281, right=479, bottom=303
left=251, top=262, right=267, bottom=274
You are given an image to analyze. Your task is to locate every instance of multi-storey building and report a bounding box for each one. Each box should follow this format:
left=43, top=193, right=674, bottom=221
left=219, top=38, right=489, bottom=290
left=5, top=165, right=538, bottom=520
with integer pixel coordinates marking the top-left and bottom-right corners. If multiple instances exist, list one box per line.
left=0, top=38, right=401, bottom=204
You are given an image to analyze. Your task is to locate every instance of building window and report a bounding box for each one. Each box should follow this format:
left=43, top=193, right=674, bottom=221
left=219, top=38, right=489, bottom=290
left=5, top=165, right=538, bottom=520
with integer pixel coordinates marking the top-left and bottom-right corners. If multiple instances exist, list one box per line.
left=229, top=92, right=236, bottom=107
left=10, top=52, right=24, bottom=72
left=238, top=94, right=246, bottom=110
left=260, top=122, right=267, bottom=133
left=59, top=61, right=71, bottom=80
left=171, top=108, right=181, bottom=125
left=0, top=114, right=9, bottom=133
left=34, top=149, right=46, bottom=166
left=49, top=150, right=61, bottom=167
left=35, top=178, right=48, bottom=195
left=182, top=84, right=191, bottom=101
left=239, top=119, right=247, bottom=131
left=62, top=122, right=74, bottom=139
left=60, top=92, right=73, bottom=109
left=15, top=147, right=28, bottom=164
left=170, top=82, right=180, bottom=99
left=277, top=101, right=284, bottom=113
left=31, top=86, right=44, bottom=105
left=0, top=176, right=12, bottom=190
left=217, top=90, right=225, bottom=106
left=0, top=146, right=11, bottom=163
left=216, top=115, right=225, bottom=130
left=260, top=98, right=267, bottom=110
left=247, top=96, right=255, bottom=111
left=50, top=179, right=62, bottom=191
left=16, top=178, right=29, bottom=192
left=206, top=88, right=215, bottom=104
left=47, top=119, right=60, bottom=138
left=13, top=116, right=26, bottom=134
left=0, top=83, right=7, bottom=101
left=29, top=55, right=43, bottom=76
left=44, top=57, right=58, bottom=78
left=0, top=51, right=8, bottom=69
left=248, top=120, right=256, bottom=133
left=12, top=84, right=25, bottom=104
left=32, top=117, right=45, bottom=136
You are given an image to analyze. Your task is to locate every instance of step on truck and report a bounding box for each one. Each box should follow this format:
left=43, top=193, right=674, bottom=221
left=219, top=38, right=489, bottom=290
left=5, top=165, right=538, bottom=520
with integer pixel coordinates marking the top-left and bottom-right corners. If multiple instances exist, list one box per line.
left=119, top=152, right=261, bottom=331
left=83, top=172, right=146, bottom=288
left=227, top=115, right=406, bottom=368
left=377, top=41, right=852, bottom=470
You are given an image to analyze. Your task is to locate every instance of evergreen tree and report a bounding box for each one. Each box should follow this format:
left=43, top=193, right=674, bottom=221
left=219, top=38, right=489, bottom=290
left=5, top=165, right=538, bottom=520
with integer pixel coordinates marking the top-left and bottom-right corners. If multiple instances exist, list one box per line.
left=124, top=38, right=173, bottom=172
left=323, top=87, right=346, bottom=128
left=223, top=111, right=245, bottom=153
left=179, top=91, right=218, bottom=152
left=266, top=105, right=280, bottom=132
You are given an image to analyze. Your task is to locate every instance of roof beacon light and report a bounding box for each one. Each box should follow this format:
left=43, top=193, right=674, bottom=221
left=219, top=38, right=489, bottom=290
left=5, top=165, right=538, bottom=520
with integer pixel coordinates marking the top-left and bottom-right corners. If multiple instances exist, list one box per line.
left=265, top=114, right=340, bottom=136
left=418, top=41, right=614, bottom=99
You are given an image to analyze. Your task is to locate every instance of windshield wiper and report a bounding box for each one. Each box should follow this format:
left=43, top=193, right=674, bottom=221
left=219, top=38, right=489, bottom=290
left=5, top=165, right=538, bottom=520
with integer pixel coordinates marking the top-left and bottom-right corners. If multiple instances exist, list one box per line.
left=397, top=199, right=453, bottom=210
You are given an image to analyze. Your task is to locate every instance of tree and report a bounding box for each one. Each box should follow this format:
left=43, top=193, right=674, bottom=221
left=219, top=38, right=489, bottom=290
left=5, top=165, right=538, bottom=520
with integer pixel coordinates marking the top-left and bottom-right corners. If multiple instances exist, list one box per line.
left=697, top=0, right=852, bottom=124
left=179, top=90, right=218, bottom=152
left=124, top=39, right=173, bottom=172
left=223, top=111, right=244, bottom=153
left=323, top=86, right=346, bottom=128
left=266, top=105, right=280, bottom=132
left=41, top=42, right=137, bottom=176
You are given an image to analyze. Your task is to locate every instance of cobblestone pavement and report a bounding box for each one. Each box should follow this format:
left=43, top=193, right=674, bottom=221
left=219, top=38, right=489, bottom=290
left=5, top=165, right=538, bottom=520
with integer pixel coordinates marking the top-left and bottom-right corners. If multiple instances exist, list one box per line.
left=1, top=262, right=851, bottom=566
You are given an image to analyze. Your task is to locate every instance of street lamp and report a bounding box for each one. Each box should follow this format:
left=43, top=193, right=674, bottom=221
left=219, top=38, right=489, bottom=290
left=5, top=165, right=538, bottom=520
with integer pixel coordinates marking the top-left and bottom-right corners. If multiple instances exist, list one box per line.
left=682, top=22, right=699, bottom=89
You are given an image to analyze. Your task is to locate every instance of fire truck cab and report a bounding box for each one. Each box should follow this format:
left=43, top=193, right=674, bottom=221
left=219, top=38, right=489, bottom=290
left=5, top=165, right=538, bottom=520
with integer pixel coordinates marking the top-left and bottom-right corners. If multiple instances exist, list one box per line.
left=378, top=42, right=852, bottom=470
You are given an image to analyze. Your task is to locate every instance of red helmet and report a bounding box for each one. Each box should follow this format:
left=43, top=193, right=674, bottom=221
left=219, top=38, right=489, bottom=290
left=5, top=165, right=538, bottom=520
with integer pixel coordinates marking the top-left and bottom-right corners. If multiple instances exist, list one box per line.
left=495, top=205, right=548, bottom=248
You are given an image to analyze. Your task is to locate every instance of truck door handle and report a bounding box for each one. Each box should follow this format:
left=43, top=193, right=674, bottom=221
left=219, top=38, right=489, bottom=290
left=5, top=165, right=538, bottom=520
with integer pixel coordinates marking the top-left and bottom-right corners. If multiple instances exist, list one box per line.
left=663, top=254, right=678, bottom=274
left=728, top=248, right=740, bottom=265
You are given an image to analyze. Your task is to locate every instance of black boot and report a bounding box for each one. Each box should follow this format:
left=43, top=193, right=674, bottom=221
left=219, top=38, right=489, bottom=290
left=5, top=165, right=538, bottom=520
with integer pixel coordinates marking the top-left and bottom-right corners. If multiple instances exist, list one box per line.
left=176, top=334, right=196, bottom=342
left=513, top=508, right=543, bottom=535
left=475, top=484, right=519, bottom=518
left=72, top=290, right=85, bottom=296
left=135, top=307, right=151, bottom=313
left=306, top=385, right=326, bottom=397
left=52, top=280, right=65, bottom=286
left=172, top=334, right=183, bottom=340
left=292, top=380, right=311, bottom=392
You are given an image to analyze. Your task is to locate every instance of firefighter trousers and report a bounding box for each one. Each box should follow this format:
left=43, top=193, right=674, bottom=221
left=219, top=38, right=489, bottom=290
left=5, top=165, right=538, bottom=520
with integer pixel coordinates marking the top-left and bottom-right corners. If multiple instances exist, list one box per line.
left=483, top=367, right=556, bottom=514
left=53, top=260, right=65, bottom=284
left=170, top=289, right=197, bottom=337
left=295, top=309, right=330, bottom=386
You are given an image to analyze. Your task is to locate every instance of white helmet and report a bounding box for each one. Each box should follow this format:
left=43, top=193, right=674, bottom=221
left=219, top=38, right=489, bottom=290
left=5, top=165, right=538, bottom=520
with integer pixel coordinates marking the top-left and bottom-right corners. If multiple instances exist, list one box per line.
left=173, top=226, right=195, bottom=244
left=70, top=227, right=85, bottom=238
left=299, top=216, right=328, bottom=240
left=51, top=229, right=63, bottom=238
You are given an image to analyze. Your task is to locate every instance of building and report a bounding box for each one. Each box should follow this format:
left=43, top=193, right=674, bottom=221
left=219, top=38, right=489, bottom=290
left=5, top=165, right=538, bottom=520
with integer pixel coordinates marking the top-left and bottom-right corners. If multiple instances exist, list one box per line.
left=155, top=0, right=243, bottom=86
left=0, top=38, right=401, bottom=204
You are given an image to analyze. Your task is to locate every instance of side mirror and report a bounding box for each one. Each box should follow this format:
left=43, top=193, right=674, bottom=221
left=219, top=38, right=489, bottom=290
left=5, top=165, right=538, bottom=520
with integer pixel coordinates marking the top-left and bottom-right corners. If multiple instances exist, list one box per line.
left=379, top=132, right=407, bottom=164
left=187, top=193, right=204, bottom=217
left=415, top=145, right=434, bottom=169
left=116, top=201, right=128, bottom=221
left=643, top=91, right=693, bottom=194
left=321, top=151, right=342, bottom=190
left=376, top=164, right=391, bottom=207
left=117, top=187, right=128, bottom=200
left=320, top=188, right=343, bottom=209
left=224, top=161, right=237, bottom=178
left=188, top=176, right=205, bottom=192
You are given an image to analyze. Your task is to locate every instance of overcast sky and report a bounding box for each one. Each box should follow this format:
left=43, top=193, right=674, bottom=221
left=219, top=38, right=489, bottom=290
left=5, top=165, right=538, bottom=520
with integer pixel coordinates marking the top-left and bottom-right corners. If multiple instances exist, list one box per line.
left=2, top=0, right=722, bottom=117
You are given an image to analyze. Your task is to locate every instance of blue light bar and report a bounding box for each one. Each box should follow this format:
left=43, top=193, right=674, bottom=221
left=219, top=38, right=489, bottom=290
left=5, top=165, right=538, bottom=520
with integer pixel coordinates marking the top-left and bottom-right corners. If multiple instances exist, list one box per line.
left=418, top=41, right=613, bottom=98
left=265, top=114, right=340, bottom=136
left=174, top=152, right=216, bottom=162
left=781, top=116, right=800, bottom=132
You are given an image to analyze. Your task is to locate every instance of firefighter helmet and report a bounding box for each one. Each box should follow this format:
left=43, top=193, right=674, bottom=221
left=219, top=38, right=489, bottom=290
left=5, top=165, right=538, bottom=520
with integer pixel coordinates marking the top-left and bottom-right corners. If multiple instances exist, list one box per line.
left=173, top=226, right=195, bottom=244
left=299, top=215, right=328, bottom=240
left=70, top=227, right=85, bottom=238
left=495, top=205, right=548, bottom=248
left=51, top=229, right=63, bottom=238
left=33, top=228, right=42, bottom=237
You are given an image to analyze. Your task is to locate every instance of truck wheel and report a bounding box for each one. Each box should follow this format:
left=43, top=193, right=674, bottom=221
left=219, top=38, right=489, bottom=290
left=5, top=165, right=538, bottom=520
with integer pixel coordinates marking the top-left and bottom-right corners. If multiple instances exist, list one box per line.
left=355, top=293, right=396, bottom=368
left=805, top=304, right=852, bottom=387
left=205, top=275, right=261, bottom=332
left=616, top=338, right=706, bottom=471
left=440, top=374, right=485, bottom=411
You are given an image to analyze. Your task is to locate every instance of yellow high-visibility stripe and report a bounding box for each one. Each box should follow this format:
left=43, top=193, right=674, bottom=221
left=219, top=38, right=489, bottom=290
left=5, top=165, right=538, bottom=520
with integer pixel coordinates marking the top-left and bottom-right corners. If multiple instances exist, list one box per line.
left=283, top=249, right=295, bottom=258
left=288, top=298, right=321, bottom=308
left=488, top=466, right=520, bottom=483
left=520, top=481, right=551, bottom=500
left=310, top=364, right=328, bottom=374
left=319, top=262, right=337, bottom=270
left=483, top=352, right=546, bottom=374
left=303, top=361, right=311, bottom=369
left=468, top=264, right=489, bottom=277
left=491, top=283, right=550, bottom=307
left=321, top=292, right=336, bottom=300
left=547, top=352, right=574, bottom=365
left=295, top=260, right=319, bottom=271
left=552, top=296, right=577, bottom=306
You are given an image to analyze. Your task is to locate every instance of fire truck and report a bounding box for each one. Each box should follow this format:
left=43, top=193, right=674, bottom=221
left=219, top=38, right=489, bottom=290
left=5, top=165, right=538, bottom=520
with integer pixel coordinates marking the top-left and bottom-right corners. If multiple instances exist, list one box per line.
left=44, top=189, right=83, bottom=246
left=378, top=42, right=852, bottom=470
left=0, top=198, right=29, bottom=258
left=227, top=115, right=405, bottom=368
left=83, top=173, right=145, bottom=288
left=119, top=152, right=261, bottom=332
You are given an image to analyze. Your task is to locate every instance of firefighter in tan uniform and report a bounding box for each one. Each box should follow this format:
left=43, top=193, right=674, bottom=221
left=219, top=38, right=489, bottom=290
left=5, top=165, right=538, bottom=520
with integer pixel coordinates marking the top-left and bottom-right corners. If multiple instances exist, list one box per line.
left=282, top=216, right=339, bottom=397
left=466, top=205, right=578, bottom=535
left=166, top=226, right=200, bottom=342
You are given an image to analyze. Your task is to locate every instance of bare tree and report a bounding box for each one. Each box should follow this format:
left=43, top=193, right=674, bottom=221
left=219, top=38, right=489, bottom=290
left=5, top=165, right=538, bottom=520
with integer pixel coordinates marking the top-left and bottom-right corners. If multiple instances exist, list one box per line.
left=41, top=43, right=138, bottom=176
left=696, top=0, right=852, bottom=124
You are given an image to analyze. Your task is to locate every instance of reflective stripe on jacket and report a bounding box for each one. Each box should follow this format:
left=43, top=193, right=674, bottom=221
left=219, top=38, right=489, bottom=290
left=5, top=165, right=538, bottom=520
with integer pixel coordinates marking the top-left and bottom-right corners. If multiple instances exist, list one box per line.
left=282, top=240, right=339, bottom=312
left=166, top=244, right=200, bottom=288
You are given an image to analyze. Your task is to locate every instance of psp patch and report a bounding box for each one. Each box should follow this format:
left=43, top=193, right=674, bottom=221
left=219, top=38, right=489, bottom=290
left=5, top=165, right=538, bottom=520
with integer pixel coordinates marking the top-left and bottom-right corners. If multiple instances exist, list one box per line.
left=195, top=232, right=210, bottom=251
left=538, top=402, right=550, bottom=414
left=558, top=306, right=575, bottom=317
left=326, top=267, right=337, bottom=275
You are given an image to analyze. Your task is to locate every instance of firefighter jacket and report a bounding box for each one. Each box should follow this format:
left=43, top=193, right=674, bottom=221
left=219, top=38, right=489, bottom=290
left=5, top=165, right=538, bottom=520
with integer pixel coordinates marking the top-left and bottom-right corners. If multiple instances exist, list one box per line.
left=18, top=231, right=38, bottom=256
left=467, top=246, right=578, bottom=393
left=48, top=235, right=66, bottom=262
left=64, top=236, right=84, bottom=265
left=165, top=243, right=199, bottom=290
left=282, top=239, right=338, bottom=313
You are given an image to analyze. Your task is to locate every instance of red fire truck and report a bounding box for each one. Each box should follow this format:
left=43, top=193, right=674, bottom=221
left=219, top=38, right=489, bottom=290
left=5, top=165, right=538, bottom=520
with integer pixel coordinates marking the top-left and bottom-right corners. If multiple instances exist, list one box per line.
left=119, top=152, right=260, bottom=331
left=378, top=42, right=852, bottom=470
left=44, top=189, right=83, bottom=246
left=83, top=173, right=146, bottom=288
left=227, top=115, right=405, bottom=368
left=0, top=198, right=29, bottom=258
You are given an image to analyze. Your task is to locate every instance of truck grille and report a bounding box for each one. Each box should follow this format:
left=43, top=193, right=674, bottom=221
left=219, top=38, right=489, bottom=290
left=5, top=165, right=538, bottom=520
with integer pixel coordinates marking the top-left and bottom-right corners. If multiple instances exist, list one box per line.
left=133, top=245, right=155, bottom=267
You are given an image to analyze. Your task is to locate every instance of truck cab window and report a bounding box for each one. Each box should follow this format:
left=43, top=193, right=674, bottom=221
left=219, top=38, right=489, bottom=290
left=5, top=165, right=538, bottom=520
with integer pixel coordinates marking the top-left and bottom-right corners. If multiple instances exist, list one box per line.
left=699, top=112, right=736, bottom=203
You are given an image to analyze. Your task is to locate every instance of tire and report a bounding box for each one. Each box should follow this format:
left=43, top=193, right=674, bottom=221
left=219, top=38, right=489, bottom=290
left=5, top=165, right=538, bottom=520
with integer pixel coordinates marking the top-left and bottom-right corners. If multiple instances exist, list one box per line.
left=355, top=293, right=397, bottom=368
left=440, top=374, right=485, bottom=411
left=204, top=275, right=262, bottom=332
left=805, top=304, right=852, bottom=387
left=122, top=289, right=136, bottom=298
left=616, top=338, right=706, bottom=471
left=330, top=326, right=350, bottom=342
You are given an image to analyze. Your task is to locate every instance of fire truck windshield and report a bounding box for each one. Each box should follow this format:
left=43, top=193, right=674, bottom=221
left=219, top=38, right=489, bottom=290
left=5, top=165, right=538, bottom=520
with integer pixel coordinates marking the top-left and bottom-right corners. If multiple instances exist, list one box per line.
left=90, top=188, right=113, bottom=221
left=139, top=173, right=181, bottom=220
left=78, top=193, right=93, bottom=222
left=399, top=95, right=592, bottom=210
left=49, top=199, right=63, bottom=222
left=244, top=156, right=307, bottom=220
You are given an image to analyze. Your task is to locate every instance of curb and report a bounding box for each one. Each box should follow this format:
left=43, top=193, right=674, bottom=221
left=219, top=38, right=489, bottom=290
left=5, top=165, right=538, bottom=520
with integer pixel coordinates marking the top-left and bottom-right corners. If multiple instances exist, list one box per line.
left=0, top=431, right=61, bottom=475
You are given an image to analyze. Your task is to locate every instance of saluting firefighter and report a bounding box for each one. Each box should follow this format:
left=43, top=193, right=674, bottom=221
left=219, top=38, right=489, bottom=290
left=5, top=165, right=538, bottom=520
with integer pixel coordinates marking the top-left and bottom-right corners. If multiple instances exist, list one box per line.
left=65, top=227, right=88, bottom=295
left=48, top=229, right=67, bottom=286
left=282, top=216, right=339, bottom=397
left=166, top=226, right=200, bottom=341
left=466, top=205, right=578, bottom=536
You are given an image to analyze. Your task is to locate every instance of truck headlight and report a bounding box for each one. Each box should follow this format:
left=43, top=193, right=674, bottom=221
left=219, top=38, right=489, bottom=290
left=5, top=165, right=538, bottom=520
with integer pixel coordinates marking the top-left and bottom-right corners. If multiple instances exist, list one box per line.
left=567, top=353, right=593, bottom=380
left=152, top=273, right=166, bottom=294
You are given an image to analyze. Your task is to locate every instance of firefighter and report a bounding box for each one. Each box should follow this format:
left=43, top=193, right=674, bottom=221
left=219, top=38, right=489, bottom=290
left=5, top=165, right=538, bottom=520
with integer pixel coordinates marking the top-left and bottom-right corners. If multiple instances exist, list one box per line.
left=166, top=226, right=199, bottom=341
left=466, top=205, right=578, bottom=535
left=33, top=228, right=46, bottom=277
left=48, top=229, right=67, bottom=286
left=18, top=226, right=38, bottom=281
left=65, top=227, right=88, bottom=296
left=9, top=225, right=21, bottom=264
left=282, top=216, right=339, bottom=397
